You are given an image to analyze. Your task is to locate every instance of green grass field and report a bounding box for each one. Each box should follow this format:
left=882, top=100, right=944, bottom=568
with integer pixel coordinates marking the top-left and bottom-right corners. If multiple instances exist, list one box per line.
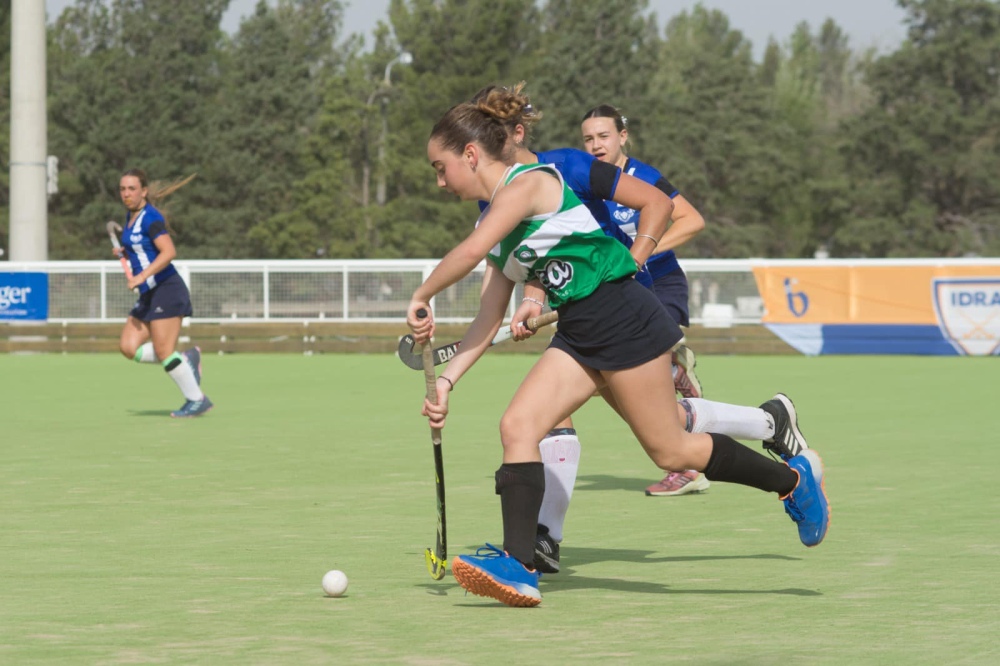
left=1, top=352, right=997, bottom=665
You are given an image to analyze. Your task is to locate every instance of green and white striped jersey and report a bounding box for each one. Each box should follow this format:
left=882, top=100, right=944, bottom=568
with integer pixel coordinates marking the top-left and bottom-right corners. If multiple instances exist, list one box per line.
left=483, top=163, right=636, bottom=308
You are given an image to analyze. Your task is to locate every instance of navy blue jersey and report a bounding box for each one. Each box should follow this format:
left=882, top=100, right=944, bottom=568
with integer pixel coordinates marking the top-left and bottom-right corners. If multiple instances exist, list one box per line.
left=121, top=203, right=178, bottom=293
left=477, top=148, right=653, bottom=287
left=603, top=157, right=681, bottom=279
left=534, top=148, right=634, bottom=248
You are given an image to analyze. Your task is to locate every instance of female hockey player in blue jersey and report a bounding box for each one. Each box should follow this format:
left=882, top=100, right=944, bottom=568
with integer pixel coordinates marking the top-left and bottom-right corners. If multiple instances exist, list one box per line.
left=114, top=169, right=212, bottom=418
left=580, top=104, right=708, bottom=497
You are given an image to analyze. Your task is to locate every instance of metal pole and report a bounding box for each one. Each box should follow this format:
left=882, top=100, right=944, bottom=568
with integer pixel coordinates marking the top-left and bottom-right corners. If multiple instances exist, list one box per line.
left=9, top=0, right=48, bottom=261
left=373, top=51, right=412, bottom=250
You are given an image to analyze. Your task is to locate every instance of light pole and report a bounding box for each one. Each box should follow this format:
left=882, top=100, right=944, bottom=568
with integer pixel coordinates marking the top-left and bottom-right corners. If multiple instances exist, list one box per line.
left=383, top=50, right=413, bottom=87
left=9, top=0, right=48, bottom=261
left=359, top=50, right=412, bottom=253
left=376, top=51, right=413, bottom=209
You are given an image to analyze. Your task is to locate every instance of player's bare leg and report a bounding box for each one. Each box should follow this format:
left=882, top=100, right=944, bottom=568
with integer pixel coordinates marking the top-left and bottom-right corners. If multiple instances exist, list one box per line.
left=453, top=349, right=596, bottom=606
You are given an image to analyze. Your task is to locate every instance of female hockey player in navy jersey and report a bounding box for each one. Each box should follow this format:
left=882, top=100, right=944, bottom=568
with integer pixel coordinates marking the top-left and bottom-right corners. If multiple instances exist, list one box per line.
left=580, top=104, right=708, bottom=497
left=114, top=169, right=212, bottom=418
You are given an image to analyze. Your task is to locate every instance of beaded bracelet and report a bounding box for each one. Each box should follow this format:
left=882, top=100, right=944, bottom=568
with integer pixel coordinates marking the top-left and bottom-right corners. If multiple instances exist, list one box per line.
left=522, top=297, right=545, bottom=307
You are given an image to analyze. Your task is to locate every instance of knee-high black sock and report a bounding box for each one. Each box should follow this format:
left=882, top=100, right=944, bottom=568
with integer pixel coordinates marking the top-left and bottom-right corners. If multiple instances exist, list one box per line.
left=703, top=433, right=798, bottom=495
left=495, top=462, right=545, bottom=567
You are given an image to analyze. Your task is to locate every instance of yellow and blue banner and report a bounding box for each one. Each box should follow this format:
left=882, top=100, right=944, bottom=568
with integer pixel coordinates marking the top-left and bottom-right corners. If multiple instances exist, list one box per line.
left=752, top=261, right=1000, bottom=356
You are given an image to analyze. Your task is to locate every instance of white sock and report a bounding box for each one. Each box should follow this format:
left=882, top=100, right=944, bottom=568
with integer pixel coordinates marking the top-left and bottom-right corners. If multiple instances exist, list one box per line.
left=684, top=398, right=775, bottom=441
left=163, top=353, right=204, bottom=401
left=537, top=429, right=581, bottom=543
left=133, top=342, right=158, bottom=363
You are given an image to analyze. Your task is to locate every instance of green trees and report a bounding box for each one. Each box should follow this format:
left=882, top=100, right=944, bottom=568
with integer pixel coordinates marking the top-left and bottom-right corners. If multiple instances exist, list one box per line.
left=836, top=0, right=1000, bottom=257
left=213, top=0, right=345, bottom=258
left=638, top=6, right=778, bottom=258
left=526, top=0, right=658, bottom=146
left=4, top=0, right=998, bottom=260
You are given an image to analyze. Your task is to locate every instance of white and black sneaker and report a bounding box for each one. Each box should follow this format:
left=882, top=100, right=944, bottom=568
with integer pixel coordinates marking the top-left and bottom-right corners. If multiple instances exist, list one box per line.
left=533, top=524, right=560, bottom=574
left=760, top=393, right=809, bottom=460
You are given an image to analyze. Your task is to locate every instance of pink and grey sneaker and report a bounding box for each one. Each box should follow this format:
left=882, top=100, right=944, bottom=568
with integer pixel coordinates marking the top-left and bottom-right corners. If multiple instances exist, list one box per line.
left=645, top=470, right=711, bottom=497
left=672, top=344, right=702, bottom=399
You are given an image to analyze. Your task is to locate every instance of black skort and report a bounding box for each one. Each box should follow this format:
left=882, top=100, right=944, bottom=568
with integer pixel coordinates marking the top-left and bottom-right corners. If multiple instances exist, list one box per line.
left=549, top=277, right=683, bottom=371
left=129, top=273, right=194, bottom=322
left=651, top=267, right=690, bottom=328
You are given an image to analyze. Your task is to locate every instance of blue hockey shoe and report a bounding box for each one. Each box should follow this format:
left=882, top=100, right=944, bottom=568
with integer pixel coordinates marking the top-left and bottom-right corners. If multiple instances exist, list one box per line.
left=452, top=544, right=541, bottom=607
left=782, top=450, right=830, bottom=547
left=171, top=396, right=214, bottom=418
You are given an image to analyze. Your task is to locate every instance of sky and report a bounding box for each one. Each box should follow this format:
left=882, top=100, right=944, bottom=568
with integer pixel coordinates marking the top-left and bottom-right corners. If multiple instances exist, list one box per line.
left=45, top=0, right=910, bottom=58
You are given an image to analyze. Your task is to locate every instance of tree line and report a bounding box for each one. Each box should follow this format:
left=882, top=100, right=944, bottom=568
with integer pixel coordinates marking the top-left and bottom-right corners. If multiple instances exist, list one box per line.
left=1, top=0, right=998, bottom=261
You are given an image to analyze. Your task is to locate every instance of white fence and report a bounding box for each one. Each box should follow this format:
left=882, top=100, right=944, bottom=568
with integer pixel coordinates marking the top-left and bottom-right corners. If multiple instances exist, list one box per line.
left=0, top=259, right=764, bottom=324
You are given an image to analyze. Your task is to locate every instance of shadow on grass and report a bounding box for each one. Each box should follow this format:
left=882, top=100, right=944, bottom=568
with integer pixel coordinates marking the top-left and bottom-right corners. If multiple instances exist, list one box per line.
left=127, top=409, right=174, bottom=417
left=575, top=473, right=668, bottom=492
left=418, top=572, right=819, bottom=601
left=543, top=574, right=821, bottom=597
left=417, top=549, right=813, bottom=600
left=563, top=546, right=800, bottom=569
left=557, top=548, right=816, bottom=596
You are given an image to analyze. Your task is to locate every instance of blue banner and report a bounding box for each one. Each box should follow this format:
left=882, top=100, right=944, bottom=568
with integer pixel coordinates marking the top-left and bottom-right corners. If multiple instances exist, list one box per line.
left=0, top=272, right=49, bottom=321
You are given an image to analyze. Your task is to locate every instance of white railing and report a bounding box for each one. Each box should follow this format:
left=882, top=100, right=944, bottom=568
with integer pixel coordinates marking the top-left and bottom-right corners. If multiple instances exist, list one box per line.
left=0, top=257, right=767, bottom=324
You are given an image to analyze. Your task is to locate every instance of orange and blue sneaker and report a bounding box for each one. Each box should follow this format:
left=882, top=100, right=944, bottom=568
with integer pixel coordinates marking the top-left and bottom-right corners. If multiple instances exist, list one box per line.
left=451, top=544, right=541, bottom=607
left=782, top=450, right=830, bottom=547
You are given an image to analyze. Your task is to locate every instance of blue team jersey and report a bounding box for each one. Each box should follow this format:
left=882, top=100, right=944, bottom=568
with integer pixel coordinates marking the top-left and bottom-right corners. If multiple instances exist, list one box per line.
left=534, top=148, right=634, bottom=248
left=121, top=203, right=178, bottom=293
left=477, top=148, right=653, bottom=287
left=603, top=157, right=681, bottom=279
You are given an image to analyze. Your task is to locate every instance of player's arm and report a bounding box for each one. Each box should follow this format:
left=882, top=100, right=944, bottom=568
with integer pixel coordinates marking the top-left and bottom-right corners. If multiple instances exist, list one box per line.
left=442, top=265, right=515, bottom=385
left=511, top=280, right=546, bottom=341
left=589, top=159, right=673, bottom=264
left=607, top=172, right=674, bottom=266
left=421, top=264, right=514, bottom=427
left=652, top=176, right=704, bottom=254
left=412, top=172, right=558, bottom=310
left=409, top=172, right=560, bottom=346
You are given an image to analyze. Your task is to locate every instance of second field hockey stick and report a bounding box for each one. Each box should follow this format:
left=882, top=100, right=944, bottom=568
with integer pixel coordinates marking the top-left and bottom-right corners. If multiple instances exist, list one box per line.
left=416, top=308, right=448, bottom=581
left=397, top=310, right=559, bottom=371
left=106, top=221, right=138, bottom=294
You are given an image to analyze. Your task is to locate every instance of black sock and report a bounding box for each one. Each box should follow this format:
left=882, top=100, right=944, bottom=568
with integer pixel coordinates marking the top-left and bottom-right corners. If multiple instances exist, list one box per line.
left=703, top=433, right=798, bottom=495
left=495, top=462, right=545, bottom=567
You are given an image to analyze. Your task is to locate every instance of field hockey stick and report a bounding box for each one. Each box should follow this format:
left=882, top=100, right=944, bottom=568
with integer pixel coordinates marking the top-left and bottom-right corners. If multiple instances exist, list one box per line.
left=106, top=221, right=138, bottom=294
left=397, top=310, right=559, bottom=371
left=415, top=308, right=448, bottom=580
